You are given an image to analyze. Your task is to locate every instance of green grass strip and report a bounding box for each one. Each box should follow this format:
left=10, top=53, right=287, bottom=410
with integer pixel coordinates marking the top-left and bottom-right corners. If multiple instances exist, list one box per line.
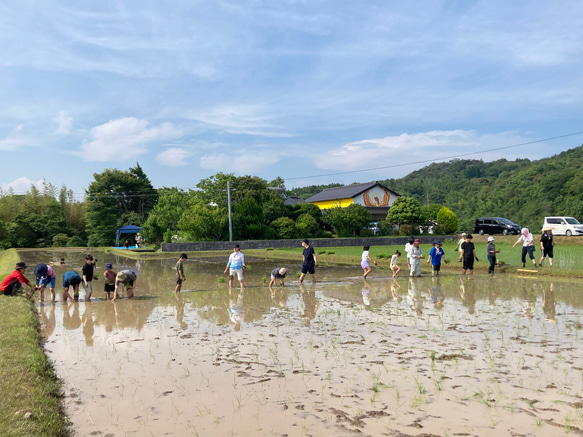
left=0, top=249, right=67, bottom=437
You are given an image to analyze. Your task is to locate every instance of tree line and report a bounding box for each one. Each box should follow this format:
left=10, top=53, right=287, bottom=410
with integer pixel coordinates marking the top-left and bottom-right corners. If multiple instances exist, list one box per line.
left=3, top=144, right=581, bottom=248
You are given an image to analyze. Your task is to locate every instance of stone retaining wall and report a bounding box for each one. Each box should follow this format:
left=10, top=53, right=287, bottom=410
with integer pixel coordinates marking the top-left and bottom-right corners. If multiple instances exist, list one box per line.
left=161, top=235, right=456, bottom=252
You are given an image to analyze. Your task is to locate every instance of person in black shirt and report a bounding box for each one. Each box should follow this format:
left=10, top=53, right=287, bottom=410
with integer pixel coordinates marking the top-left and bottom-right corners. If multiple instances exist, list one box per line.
left=458, top=234, right=479, bottom=275
left=299, top=239, right=317, bottom=284
left=539, top=227, right=554, bottom=267
left=82, top=254, right=95, bottom=301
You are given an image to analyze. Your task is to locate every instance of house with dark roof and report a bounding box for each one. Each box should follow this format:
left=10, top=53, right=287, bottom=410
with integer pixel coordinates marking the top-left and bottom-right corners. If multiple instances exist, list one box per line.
left=305, top=181, right=400, bottom=220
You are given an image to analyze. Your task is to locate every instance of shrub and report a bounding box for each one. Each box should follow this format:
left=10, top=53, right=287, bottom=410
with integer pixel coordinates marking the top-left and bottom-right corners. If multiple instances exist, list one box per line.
left=66, top=236, right=86, bottom=247
left=52, top=233, right=70, bottom=247
left=399, top=224, right=413, bottom=236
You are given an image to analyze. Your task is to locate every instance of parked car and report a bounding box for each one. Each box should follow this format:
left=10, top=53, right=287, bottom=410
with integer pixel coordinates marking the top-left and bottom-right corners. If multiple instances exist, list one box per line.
left=543, top=217, right=583, bottom=236
left=474, top=217, right=520, bottom=236
left=368, top=222, right=380, bottom=235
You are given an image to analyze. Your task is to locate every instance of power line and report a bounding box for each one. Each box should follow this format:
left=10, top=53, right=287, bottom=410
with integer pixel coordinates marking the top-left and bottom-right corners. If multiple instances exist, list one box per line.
left=285, top=131, right=583, bottom=181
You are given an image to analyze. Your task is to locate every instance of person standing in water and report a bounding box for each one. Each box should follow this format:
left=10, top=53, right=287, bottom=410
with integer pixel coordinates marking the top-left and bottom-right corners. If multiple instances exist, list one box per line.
left=512, top=227, right=536, bottom=268
left=299, top=239, right=317, bottom=284
left=486, top=236, right=500, bottom=274
left=361, top=245, right=377, bottom=279
left=539, top=227, right=554, bottom=267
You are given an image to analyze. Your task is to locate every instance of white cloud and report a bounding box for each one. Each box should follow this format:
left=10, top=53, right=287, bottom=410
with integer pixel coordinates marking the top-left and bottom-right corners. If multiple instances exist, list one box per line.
left=0, top=131, right=37, bottom=151
left=185, top=105, right=294, bottom=137
left=316, top=130, right=537, bottom=173
left=80, top=117, right=182, bottom=161
left=1, top=177, right=45, bottom=194
left=54, top=110, right=73, bottom=135
left=156, top=148, right=191, bottom=167
left=200, top=152, right=279, bottom=174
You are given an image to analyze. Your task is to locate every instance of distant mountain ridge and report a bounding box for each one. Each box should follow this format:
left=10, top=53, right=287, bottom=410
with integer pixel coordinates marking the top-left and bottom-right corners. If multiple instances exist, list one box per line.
left=290, top=144, right=583, bottom=231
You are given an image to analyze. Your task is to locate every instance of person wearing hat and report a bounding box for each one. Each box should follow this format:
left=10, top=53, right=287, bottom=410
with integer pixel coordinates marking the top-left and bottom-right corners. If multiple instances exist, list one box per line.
left=269, top=267, right=287, bottom=288
left=427, top=240, right=447, bottom=276
left=33, top=263, right=57, bottom=302
left=112, top=269, right=137, bottom=301
left=486, top=236, right=500, bottom=274
left=224, top=244, right=246, bottom=292
left=1, top=262, right=34, bottom=297
left=408, top=238, right=423, bottom=277
left=539, top=227, right=554, bottom=267
left=455, top=233, right=467, bottom=257
left=103, top=263, right=117, bottom=300
left=62, top=271, right=82, bottom=302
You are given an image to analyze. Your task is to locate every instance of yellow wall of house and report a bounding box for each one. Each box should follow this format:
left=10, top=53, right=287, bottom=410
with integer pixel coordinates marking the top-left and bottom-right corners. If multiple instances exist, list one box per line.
left=312, top=198, right=354, bottom=209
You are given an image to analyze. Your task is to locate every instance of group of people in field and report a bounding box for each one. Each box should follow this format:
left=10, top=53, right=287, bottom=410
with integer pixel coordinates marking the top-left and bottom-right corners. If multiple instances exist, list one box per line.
left=1, top=227, right=557, bottom=301
left=1, top=255, right=137, bottom=302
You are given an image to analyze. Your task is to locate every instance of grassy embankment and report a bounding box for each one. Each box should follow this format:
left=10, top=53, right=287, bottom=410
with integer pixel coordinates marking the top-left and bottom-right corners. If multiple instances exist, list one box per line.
left=0, top=249, right=67, bottom=437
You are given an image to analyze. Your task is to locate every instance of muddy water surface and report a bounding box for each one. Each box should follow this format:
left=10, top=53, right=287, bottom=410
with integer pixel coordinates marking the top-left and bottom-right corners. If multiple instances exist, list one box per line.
left=21, top=250, right=583, bottom=436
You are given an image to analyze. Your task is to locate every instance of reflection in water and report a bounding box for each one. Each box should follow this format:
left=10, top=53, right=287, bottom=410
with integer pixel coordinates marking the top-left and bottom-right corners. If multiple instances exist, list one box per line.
left=388, top=278, right=402, bottom=302
left=176, top=292, right=187, bottom=330
left=62, top=302, right=81, bottom=330
left=407, top=277, right=424, bottom=315
left=82, top=302, right=94, bottom=346
left=39, top=304, right=56, bottom=340
left=228, top=291, right=244, bottom=331
left=18, top=249, right=583, bottom=437
left=543, top=282, right=556, bottom=322
left=428, top=276, right=445, bottom=309
left=301, top=283, right=318, bottom=326
left=459, top=276, right=476, bottom=314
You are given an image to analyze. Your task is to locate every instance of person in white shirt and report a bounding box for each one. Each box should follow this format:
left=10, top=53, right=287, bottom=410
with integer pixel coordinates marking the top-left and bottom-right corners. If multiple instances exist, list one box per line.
left=512, top=228, right=537, bottom=268
left=224, top=244, right=246, bottom=292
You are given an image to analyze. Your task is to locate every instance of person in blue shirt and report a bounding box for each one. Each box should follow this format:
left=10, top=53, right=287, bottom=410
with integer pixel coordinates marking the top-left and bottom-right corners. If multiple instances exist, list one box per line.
left=427, top=240, right=447, bottom=276
left=63, top=271, right=82, bottom=302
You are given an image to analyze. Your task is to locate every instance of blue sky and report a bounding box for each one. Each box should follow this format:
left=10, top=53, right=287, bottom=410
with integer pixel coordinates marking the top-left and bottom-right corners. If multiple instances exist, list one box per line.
left=1, top=0, right=582, bottom=197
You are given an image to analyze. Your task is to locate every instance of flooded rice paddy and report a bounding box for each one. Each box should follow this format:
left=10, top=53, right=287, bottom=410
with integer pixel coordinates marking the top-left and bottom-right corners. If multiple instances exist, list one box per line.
left=20, top=250, right=583, bottom=436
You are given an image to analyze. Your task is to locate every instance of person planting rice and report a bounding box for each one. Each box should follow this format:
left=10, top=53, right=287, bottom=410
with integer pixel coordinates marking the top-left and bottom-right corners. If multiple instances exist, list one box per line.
left=361, top=245, right=377, bottom=279
left=112, top=269, right=137, bottom=301
left=33, top=262, right=56, bottom=302
left=62, top=271, right=82, bottom=302
left=269, top=267, right=287, bottom=287
left=103, top=263, right=116, bottom=300
left=1, top=262, right=34, bottom=297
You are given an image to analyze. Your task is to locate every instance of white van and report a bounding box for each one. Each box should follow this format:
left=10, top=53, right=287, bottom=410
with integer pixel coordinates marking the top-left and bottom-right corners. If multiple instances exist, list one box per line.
left=543, top=217, right=583, bottom=236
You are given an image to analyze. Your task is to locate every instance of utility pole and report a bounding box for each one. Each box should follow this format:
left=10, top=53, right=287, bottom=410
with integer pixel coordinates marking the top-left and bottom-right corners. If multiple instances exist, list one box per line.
left=227, top=181, right=233, bottom=241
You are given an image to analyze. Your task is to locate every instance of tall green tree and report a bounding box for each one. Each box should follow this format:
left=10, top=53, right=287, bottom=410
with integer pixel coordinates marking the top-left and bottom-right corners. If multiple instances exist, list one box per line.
left=386, top=197, right=421, bottom=225
left=324, top=204, right=372, bottom=237
left=178, top=201, right=228, bottom=241
left=85, top=163, right=157, bottom=246
left=142, top=187, right=191, bottom=243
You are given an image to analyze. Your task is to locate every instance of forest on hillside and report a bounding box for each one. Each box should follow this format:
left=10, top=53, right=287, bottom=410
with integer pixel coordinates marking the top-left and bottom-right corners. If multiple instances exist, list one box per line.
left=379, top=145, right=583, bottom=231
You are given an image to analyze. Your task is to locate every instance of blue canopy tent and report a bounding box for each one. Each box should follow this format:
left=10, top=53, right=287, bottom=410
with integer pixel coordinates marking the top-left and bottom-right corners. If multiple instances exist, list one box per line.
left=115, top=225, right=141, bottom=247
